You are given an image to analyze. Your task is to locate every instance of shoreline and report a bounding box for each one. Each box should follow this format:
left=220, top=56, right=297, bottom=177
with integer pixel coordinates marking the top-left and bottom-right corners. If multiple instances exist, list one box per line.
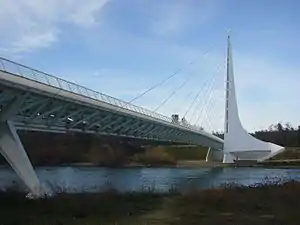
left=1, top=159, right=299, bottom=169
left=46, top=159, right=300, bottom=169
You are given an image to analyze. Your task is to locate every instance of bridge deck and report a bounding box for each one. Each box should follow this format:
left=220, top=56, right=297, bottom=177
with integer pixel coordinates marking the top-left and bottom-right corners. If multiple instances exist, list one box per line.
left=0, top=57, right=223, bottom=149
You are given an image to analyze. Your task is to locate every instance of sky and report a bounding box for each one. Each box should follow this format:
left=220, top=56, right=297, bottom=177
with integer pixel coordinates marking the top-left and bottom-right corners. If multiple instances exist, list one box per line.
left=0, top=0, right=299, bottom=132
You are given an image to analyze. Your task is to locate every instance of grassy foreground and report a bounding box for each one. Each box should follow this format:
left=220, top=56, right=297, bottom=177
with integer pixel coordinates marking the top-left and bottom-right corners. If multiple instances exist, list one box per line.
left=1, top=181, right=300, bottom=225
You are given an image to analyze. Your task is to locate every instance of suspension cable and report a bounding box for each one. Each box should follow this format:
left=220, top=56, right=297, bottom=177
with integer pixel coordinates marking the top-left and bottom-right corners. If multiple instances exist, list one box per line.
left=198, top=76, right=219, bottom=127
left=187, top=73, right=216, bottom=124
left=128, top=60, right=194, bottom=104
left=194, top=85, right=214, bottom=126
left=202, top=92, right=218, bottom=131
left=155, top=52, right=215, bottom=113
left=204, top=74, right=225, bottom=132
left=173, top=90, right=194, bottom=114
left=182, top=87, right=203, bottom=119
left=153, top=74, right=192, bottom=112
left=207, top=99, right=220, bottom=132
left=202, top=77, right=220, bottom=126
left=128, top=51, right=211, bottom=104
left=194, top=66, right=222, bottom=126
left=187, top=61, right=223, bottom=124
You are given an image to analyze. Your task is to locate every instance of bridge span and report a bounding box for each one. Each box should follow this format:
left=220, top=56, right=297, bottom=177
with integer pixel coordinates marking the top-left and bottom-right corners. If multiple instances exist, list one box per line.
left=0, top=36, right=284, bottom=197
left=0, top=57, right=223, bottom=148
left=0, top=57, right=223, bottom=196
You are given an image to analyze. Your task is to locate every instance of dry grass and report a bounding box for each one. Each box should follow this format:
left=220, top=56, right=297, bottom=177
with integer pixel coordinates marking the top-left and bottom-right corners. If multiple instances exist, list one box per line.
left=271, top=147, right=300, bottom=160
left=0, top=181, right=300, bottom=224
left=132, top=146, right=176, bottom=166
left=162, top=145, right=208, bottom=161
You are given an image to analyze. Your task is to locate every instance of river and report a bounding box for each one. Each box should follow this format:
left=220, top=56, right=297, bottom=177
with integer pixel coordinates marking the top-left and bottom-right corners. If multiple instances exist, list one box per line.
left=1, top=166, right=300, bottom=193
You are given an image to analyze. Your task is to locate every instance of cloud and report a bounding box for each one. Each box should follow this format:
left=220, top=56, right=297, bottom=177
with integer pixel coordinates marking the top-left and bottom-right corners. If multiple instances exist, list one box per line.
left=149, top=1, right=190, bottom=36
left=148, top=0, right=218, bottom=36
left=10, top=30, right=58, bottom=54
left=67, top=0, right=109, bottom=27
left=0, top=0, right=109, bottom=54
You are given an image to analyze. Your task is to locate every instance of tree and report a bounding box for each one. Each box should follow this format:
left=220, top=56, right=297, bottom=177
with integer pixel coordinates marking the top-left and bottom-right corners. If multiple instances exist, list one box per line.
left=298, top=126, right=300, bottom=146
left=268, top=124, right=274, bottom=131
left=275, top=123, right=284, bottom=132
left=285, top=122, right=293, bottom=131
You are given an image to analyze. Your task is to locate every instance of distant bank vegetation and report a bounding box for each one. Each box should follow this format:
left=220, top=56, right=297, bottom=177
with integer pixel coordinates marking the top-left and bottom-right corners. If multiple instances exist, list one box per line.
left=0, top=131, right=207, bottom=166
left=0, top=122, right=299, bottom=166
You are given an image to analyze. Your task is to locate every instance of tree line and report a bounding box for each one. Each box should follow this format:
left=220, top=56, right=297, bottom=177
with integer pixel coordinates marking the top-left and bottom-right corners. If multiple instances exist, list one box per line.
left=0, top=122, right=299, bottom=166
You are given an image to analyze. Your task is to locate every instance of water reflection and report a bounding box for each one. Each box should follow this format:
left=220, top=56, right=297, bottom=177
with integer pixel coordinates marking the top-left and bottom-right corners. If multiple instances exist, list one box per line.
left=0, top=166, right=300, bottom=193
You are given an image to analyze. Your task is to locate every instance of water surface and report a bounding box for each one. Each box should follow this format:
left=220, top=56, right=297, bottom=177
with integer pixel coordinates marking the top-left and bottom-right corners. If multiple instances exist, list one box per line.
left=0, top=166, right=299, bottom=193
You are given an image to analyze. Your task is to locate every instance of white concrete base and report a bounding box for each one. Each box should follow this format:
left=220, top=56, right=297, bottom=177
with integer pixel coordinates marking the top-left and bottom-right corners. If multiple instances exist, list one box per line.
left=0, top=121, right=44, bottom=197
left=222, top=152, right=235, bottom=164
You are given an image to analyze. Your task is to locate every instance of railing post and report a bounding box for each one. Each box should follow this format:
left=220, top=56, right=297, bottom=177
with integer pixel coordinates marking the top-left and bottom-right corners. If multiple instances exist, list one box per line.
left=76, top=86, right=82, bottom=95
left=56, top=78, right=62, bottom=89
left=67, top=83, right=73, bottom=92
left=17, top=66, right=24, bottom=77
left=43, top=73, right=50, bottom=86
left=0, top=59, right=5, bottom=71
left=31, top=70, right=38, bottom=80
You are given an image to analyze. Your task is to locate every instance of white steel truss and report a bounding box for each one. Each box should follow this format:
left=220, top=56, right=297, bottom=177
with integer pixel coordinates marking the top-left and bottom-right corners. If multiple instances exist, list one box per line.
left=0, top=57, right=223, bottom=196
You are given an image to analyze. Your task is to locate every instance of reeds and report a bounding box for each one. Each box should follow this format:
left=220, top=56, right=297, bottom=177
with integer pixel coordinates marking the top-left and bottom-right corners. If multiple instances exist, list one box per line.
left=0, top=180, right=299, bottom=224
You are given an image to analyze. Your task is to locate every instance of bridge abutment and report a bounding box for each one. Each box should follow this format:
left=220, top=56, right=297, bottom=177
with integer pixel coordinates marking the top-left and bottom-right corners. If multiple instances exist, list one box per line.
left=205, top=147, right=223, bottom=162
left=0, top=121, right=44, bottom=197
left=222, top=152, right=234, bottom=163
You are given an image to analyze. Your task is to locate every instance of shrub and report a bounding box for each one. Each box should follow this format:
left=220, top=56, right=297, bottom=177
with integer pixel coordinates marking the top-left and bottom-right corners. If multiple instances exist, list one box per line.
left=133, top=146, right=176, bottom=166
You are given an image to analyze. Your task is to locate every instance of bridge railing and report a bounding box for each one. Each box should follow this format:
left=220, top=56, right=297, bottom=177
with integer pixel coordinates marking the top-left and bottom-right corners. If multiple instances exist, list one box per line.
left=0, top=57, right=177, bottom=124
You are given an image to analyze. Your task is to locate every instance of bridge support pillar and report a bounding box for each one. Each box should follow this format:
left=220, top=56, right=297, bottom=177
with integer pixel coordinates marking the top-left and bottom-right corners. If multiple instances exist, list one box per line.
left=0, top=121, right=44, bottom=197
left=206, top=147, right=223, bottom=162
left=222, top=152, right=235, bottom=164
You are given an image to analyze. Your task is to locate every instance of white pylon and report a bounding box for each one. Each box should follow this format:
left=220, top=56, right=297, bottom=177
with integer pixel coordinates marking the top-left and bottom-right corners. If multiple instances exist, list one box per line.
left=223, top=36, right=284, bottom=163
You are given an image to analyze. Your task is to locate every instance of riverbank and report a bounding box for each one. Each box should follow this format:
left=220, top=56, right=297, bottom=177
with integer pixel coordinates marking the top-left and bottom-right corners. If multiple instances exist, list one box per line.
left=59, top=160, right=225, bottom=168
left=257, top=159, right=300, bottom=168
left=49, top=158, right=300, bottom=169
left=1, top=181, right=299, bottom=224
